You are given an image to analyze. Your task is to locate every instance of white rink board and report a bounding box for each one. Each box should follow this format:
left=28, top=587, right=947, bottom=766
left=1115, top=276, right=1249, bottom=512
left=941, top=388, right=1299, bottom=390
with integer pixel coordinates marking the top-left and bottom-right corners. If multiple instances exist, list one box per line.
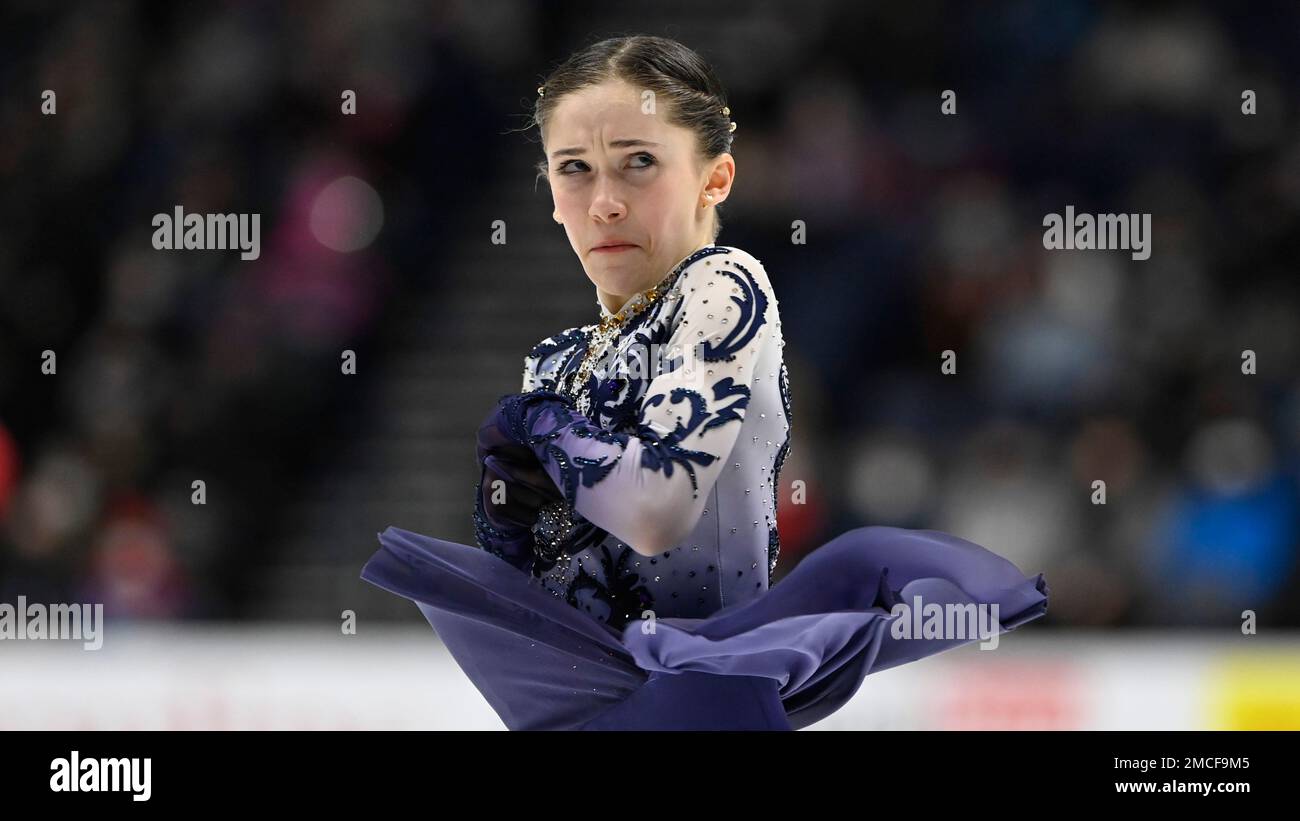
left=1, top=626, right=1295, bottom=730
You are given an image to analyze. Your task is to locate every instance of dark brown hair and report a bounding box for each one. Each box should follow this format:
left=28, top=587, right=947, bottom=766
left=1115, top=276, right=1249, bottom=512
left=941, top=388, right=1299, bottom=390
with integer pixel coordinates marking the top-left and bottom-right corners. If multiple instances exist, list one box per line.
left=529, top=35, right=734, bottom=241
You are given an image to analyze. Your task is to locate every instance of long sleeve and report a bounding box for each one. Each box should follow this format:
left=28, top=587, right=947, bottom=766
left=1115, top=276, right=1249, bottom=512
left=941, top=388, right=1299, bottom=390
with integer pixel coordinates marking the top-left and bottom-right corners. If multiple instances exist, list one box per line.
left=515, top=251, right=776, bottom=556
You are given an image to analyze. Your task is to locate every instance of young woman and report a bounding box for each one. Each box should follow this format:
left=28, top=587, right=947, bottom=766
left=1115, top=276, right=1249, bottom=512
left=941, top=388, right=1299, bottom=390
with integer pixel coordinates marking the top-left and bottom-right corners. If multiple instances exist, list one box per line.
left=361, top=35, right=1049, bottom=731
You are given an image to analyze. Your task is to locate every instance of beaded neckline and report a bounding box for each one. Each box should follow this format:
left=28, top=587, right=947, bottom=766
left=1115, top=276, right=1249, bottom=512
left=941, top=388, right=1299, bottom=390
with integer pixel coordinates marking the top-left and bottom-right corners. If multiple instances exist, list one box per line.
left=558, top=243, right=726, bottom=410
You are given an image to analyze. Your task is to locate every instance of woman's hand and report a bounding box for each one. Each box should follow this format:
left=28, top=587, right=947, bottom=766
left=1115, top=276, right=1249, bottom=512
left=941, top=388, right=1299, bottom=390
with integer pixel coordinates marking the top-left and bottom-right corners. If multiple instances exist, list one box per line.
left=474, top=391, right=569, bottom=534
left=472, top=390, right=617, bottom=570
left=478, top=449, right=563, bottom=531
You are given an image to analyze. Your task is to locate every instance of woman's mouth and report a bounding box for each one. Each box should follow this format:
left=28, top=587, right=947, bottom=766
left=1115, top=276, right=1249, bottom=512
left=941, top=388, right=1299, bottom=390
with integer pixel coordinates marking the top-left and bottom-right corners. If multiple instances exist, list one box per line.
left=592, top=243, right=638, bottom=254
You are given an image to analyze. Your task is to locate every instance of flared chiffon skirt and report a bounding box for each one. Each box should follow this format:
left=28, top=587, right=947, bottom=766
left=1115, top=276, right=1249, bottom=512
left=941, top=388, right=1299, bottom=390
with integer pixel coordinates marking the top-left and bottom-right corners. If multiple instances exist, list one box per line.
left=360, top=525, right=1049, bottom=731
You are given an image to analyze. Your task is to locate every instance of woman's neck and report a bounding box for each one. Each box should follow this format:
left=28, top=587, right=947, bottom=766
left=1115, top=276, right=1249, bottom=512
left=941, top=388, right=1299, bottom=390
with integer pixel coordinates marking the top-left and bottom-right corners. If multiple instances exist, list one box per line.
left=596, top=288, right=638, bottom=316
left=596, top=240, right=714, bottom=315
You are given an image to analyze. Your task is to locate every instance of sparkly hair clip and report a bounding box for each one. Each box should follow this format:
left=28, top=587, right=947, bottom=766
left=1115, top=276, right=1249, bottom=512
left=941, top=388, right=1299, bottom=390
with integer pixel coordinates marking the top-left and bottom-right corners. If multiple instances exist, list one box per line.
left=537, top=85, right=546, bottom=97
left=721, top=105, right=736, bottom=133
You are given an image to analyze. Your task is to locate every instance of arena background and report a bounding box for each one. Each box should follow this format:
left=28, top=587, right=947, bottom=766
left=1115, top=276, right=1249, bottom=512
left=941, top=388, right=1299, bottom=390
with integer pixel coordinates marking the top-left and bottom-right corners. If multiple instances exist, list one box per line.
left=2, top=0, right=1299, bottom=729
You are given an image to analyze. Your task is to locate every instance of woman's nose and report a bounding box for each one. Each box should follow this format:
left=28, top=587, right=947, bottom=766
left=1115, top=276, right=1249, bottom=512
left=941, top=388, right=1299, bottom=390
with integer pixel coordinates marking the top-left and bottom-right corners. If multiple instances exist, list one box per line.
left=589, top=178, right=626, bottom=222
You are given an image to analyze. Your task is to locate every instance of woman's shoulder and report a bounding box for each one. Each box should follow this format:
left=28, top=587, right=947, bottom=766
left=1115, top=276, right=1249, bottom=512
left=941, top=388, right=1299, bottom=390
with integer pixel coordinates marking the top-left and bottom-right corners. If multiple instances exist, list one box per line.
left=673, top=244, right=774, bottom=294
left=669, top=244, right=779, bottom=329
left=522, top=323, right=593, bottom=391
left=524, top=324, right=588, bottom=368
left=525, top=324, right=589, bottom=360
left=712, top=244, right=768, bottom=268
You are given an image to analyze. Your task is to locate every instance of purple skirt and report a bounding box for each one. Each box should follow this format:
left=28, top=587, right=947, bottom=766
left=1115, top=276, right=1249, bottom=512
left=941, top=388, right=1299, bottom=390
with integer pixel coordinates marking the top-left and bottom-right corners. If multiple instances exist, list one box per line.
left=360, top=525, right=1049, bottom=731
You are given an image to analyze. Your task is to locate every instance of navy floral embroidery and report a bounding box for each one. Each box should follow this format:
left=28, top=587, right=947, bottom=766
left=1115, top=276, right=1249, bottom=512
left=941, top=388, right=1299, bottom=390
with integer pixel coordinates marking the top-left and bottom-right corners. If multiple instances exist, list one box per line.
left=528, top=327, right=586, bottom=366
left=699, top=262, right=768, bottom=363
left=630, top=395, right=720, bottom=497
left=588, top=374, right=639, bottom=432
left=702, top=376, right=751, bottom=432
left=524, top=327, right=588, bottom=391
left=520, top=396, right=721, bottom=504
left=566, top=544, right=655, bottom=629
left=499, top=245, right=786, bottom=620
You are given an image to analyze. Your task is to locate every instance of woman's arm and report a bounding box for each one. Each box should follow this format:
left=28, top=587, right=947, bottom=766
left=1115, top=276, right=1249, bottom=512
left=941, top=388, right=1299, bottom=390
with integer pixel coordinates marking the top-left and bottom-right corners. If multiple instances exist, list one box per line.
left=497, top=250, right=777, bottom=556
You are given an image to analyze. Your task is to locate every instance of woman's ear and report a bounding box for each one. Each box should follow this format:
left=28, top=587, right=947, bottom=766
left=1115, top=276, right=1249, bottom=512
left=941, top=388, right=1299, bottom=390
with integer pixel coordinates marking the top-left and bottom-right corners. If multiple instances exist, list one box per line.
left=701, top=153, right=736, bottom=205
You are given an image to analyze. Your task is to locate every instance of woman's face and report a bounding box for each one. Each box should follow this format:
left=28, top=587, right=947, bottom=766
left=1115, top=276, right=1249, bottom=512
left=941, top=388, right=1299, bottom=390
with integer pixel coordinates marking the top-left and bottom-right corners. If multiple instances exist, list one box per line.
left=543, top=79, right=733, bottom=311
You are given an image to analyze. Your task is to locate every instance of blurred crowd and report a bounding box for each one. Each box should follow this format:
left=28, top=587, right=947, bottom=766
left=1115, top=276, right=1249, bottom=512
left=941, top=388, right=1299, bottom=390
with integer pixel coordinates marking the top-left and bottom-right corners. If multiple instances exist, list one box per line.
left=1, top=1, right=1298, bottom=627
left=0, top=1, right=498, bottom=616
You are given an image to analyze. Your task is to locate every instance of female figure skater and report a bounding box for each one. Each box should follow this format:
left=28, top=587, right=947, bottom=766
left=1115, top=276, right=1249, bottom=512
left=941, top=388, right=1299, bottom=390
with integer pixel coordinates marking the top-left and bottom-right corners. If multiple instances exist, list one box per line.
left=361, top=35, right=1049, bottom=731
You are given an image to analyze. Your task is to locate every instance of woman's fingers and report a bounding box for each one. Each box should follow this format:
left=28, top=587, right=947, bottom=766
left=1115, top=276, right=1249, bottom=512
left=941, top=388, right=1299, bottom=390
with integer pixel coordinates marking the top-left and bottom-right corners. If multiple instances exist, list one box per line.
left=481, top=457, right=560, bottom=528
left=483, top=453, right=562, bottom=501
left=487, top=442, right=537, bottom=465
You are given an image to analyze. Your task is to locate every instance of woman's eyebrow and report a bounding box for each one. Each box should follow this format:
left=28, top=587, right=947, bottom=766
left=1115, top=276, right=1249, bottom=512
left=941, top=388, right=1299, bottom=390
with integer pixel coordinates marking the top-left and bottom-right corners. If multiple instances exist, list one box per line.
left=550, top=139, right=662, bottom=158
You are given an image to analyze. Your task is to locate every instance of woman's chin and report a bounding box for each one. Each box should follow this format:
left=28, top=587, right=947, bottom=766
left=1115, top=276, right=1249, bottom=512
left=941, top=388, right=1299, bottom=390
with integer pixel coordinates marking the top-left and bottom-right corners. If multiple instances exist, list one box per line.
left=588, top=267, right=646, bottom=290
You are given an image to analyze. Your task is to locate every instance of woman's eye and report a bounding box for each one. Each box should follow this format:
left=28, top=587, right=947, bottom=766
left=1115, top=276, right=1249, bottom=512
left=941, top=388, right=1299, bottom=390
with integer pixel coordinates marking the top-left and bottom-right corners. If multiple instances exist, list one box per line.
left=557, top=154, right=655, bottom=175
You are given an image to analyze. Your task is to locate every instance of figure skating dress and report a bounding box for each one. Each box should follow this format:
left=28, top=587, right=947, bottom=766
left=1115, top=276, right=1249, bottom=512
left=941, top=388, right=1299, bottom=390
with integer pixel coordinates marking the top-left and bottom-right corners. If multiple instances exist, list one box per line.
left=361, top=244, right=1049, bottom=730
